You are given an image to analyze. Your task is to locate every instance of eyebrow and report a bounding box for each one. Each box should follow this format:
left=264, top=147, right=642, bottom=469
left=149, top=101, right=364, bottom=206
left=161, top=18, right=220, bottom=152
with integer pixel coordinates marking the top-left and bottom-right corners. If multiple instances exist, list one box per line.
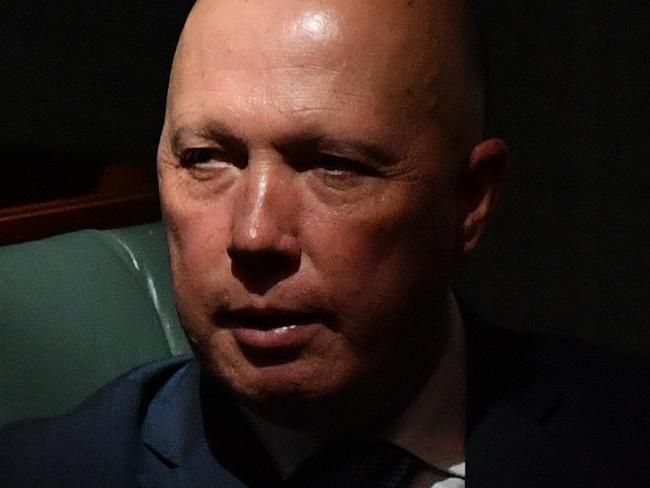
left=170, top=123, right=400, bottom=166
left=170, top=123, right=243, bottom=156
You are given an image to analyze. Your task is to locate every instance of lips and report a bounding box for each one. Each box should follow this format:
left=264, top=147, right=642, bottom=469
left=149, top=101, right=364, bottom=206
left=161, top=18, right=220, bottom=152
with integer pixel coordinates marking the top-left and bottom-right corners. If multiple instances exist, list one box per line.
left=216, top=307, right=325, bottom=351
left=218, top=307, right=321, bottom=330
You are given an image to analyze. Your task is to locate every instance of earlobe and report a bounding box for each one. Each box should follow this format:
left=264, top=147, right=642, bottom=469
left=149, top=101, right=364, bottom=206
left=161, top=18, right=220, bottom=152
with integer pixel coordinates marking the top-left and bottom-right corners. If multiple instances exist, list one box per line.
left=458, top=138, right=509, bottom=256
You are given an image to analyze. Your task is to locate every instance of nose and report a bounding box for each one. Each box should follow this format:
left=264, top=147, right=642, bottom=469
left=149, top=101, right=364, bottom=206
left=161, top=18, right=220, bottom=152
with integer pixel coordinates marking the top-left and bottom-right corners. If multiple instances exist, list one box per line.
left=227, top=162, right=301, bottom=293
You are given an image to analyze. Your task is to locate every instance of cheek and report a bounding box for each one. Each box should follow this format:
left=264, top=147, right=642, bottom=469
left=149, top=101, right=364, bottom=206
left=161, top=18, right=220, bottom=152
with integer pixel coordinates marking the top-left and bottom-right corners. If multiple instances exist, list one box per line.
left=302, top=184, right=457, bottom=326
left=164, top=170, right=232, bottom=261
left=162, top=182, right=234, bottom=323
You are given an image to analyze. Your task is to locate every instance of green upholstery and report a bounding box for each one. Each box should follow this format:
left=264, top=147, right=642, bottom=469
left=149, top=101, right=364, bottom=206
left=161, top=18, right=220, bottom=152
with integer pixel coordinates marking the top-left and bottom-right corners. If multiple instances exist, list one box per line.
left=0, top=222, right=190, bottom=427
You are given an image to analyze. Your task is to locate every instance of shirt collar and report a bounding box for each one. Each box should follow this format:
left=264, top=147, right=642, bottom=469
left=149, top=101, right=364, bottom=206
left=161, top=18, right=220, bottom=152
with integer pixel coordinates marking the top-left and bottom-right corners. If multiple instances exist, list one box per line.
left=384, top=292, right=466, bottom=472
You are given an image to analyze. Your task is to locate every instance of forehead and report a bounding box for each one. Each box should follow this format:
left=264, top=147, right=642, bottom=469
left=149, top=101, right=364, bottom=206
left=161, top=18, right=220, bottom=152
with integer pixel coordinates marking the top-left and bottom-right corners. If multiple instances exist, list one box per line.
left=168, top=0, right=443, bottom=128
left=180, top=0, right=437, bottom=68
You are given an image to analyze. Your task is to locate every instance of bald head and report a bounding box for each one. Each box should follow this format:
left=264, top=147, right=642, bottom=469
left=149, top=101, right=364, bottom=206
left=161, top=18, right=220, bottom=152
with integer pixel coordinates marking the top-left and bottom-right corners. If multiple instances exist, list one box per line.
left=167, top=0, right=486, bottom=161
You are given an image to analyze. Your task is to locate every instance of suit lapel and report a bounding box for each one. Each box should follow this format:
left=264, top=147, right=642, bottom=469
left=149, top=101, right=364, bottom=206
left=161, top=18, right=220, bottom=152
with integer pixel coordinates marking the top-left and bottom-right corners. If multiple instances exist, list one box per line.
left=463, top=309, right=598, bottom=486
left=135, top=360, right=281, bottom=488
left=135, top=361, right=244, bottom=487
left=464, top=310, right=565, bottom=431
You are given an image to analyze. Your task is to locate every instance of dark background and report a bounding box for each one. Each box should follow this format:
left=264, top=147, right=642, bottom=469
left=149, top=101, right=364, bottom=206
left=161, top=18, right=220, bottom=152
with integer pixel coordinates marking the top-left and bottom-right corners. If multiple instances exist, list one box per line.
left=457, top=0, right=650, bottom=354
left=1, top=1, right=648, bottom=353
left=0, top=1, right=193, bottom=206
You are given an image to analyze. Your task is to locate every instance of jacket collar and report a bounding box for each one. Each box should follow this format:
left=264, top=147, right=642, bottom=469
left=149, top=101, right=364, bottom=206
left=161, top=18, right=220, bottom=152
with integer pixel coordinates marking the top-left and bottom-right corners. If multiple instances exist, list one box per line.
left=462, top=305, right=576, bottom=484
left=140, top=360, right=203, bottom=467
left=137, top=360, right=281, bottom=488
left=462, top=301, right=565, bottom=430
left=137, top=360, right=231, bottom=487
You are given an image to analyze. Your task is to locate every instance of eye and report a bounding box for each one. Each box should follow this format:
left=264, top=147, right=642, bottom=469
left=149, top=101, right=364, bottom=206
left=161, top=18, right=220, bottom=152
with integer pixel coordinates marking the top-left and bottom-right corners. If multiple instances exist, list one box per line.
left=318, top=154, right=354, bottom=174
left=316, top=154, right=379, bottom=177
left=179, top=148, right=221, bottom=167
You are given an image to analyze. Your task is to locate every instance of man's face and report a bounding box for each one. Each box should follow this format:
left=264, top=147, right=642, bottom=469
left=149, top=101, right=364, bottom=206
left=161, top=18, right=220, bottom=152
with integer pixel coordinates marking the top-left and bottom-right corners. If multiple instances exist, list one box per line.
left=158, top=0, right=496, bottom=425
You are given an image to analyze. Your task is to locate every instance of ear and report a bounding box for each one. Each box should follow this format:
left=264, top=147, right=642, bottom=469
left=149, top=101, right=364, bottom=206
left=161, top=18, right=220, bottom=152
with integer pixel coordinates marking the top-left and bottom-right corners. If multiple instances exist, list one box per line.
left=456, top=138, right=509, bottom=257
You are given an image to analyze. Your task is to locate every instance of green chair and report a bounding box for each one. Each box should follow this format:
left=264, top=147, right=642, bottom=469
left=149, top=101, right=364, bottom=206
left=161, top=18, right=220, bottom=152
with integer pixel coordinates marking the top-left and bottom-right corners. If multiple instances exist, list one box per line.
left=0, top=222, right=190, bottom=427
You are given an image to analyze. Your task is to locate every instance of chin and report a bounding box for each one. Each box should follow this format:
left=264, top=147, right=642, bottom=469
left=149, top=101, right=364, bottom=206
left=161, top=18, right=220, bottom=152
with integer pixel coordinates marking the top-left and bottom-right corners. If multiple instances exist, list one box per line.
left=200, top=346, right=365, bottom=430
left=230, top=360, right=346, bottom=401
left=235, top=383, right=356, bottom=433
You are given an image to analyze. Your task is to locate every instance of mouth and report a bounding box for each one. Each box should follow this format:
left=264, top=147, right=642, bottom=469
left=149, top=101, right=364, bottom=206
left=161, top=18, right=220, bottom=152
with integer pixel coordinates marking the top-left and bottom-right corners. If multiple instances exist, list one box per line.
left=216, top=306, right=326, bottom=353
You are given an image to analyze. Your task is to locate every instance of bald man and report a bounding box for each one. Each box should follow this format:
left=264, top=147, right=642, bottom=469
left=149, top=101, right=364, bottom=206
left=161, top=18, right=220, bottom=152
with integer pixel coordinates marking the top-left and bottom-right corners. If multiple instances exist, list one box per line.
left=1, top=1, right=649, bottom=487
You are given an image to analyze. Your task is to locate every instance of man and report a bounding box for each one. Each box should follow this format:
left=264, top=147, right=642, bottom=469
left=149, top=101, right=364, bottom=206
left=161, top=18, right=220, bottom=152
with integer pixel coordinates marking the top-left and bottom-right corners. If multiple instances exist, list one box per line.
left=1, top=0, right=648, bottom=487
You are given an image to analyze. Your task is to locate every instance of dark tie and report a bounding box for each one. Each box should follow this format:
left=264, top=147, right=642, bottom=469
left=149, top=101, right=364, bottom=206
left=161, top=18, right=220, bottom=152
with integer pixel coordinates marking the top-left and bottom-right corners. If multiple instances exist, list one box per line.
left=285, top=441, right=423, bottom=488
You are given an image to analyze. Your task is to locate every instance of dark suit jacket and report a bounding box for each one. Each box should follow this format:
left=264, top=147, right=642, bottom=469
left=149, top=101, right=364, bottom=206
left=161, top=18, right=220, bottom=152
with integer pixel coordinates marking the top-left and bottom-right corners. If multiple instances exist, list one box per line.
left=2, top=317, right=649, bottom=487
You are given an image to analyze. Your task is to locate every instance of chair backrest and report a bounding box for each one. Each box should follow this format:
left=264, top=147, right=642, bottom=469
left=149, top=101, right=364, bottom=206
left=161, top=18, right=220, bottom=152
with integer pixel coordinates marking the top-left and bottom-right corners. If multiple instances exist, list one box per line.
left=0, top=222, right=190, bottom=426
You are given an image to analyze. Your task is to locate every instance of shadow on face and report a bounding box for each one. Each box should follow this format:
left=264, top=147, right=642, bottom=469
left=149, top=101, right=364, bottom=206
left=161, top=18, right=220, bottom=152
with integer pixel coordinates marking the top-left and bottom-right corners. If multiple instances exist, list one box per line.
left=157, top=0, right=508, bottom=431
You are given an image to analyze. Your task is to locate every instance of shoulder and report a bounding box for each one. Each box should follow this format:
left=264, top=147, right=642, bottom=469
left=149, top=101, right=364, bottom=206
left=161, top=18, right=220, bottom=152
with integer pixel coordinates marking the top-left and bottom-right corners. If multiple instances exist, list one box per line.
left=467, top=319, right=650, bottom=486
left=0, top=355, right=193, bottom=487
